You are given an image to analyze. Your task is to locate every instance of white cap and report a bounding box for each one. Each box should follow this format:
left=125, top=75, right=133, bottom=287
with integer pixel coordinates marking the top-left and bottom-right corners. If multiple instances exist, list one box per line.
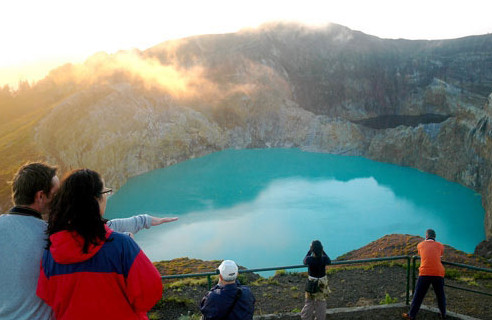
left=218, top=260, right=238, bottom=281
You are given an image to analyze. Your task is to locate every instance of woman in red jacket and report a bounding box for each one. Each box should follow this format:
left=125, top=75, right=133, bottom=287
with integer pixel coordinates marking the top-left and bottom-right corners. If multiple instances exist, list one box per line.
left=37, top=169, right=162, bottom=320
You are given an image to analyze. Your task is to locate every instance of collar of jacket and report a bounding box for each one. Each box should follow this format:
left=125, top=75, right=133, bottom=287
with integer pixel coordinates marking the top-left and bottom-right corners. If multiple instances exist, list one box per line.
left=8, top=206, right=43, bottom=220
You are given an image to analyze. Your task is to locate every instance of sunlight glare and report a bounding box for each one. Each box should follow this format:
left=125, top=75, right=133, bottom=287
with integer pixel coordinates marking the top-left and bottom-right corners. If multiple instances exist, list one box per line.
left=1, top=0, right=491, bottom=87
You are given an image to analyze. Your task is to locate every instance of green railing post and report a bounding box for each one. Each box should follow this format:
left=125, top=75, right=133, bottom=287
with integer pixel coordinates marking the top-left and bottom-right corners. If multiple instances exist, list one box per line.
left=207, top=275, right=212, bottom=290
left=406, top=256, right=410, bottom=305
left=411, top=256, right=417, bottom=295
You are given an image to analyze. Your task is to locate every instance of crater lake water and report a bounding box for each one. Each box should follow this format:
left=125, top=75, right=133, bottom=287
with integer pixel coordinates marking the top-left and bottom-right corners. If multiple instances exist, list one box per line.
left=105, top=149, right=485, bottom=269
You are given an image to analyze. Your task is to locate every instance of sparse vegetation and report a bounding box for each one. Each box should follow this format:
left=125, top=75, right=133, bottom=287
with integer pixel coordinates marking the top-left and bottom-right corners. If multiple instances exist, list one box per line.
left=379, top=293, right=398, bottom=305
left=177, top=313, right=201, bottom=320
left=152, top=237, right=492, bottom=319
left=168, top=277, right=211, bottom=289
left=275, top=269, right=287, bottom=276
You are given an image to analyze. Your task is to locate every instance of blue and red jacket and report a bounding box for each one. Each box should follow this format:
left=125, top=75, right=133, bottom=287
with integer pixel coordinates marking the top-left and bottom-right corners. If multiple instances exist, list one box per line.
left=37, top=225, right=162, bottom=320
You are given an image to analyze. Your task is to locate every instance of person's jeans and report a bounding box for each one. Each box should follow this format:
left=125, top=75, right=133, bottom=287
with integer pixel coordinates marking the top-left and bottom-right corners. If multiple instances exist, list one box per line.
left=409, top=276, right=446, bottom=318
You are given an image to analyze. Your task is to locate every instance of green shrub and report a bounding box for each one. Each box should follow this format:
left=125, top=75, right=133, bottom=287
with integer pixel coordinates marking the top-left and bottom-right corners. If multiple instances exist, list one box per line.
left=472, top=272, right=492, bottom=280
left=445, top=269, right=461, bottom=280
left=250, top=278, right=279, bottom=286
left=275, top=269, right=287, bottom=276
left=458, top=276, right=479, bottom=286
left=237, top=274, right=250, bottom=285
left=379, top=293, right=398, bottom=305
left=168, top=277, right=211, bottom=288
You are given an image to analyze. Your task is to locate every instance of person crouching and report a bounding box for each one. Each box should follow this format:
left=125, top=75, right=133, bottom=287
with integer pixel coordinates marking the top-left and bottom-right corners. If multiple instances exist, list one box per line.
left=200, top=260, right=255, bottom=320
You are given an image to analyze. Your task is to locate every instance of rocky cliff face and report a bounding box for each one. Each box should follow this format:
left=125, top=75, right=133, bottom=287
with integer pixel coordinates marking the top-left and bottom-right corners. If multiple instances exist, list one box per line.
left=25, top=23, right=492, bottom=238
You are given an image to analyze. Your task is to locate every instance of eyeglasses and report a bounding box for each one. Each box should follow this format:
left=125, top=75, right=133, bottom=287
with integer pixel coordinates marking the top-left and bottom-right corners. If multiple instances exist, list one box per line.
left=100, top=188, right=113, bottom=196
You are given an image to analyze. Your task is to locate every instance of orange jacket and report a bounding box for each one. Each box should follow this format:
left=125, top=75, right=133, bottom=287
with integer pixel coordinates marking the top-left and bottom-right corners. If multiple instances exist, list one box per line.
left=418, top=239, right=445, bottom=277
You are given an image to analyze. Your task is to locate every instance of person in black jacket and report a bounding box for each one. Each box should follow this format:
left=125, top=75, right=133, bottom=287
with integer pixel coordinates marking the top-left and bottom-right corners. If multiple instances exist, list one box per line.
left=301, top=240, right=331, bottom=320
left=200, top=260, right=255, bottom=320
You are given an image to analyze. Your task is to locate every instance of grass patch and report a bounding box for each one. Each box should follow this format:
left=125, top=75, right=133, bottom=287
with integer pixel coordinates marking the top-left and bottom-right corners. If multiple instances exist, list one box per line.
left=251, top=278, right=280, bottom=286
left=275, top=269, right=287, bottom=276
left=445, top=268, right=461, bottom=280
left=168, top=277, right=212, bottom=289
left=445, top=268, right=492, bottom=284
left=164, top=296, right=195, bottom=305
left=458, top=277, right=479, bottom=286
left=153, top=295, right=195, bottom=310
left=379, top=293, right=398, bottom=305
left=148, top=312, right=160, bottom=320
left=177, top=314, right=202, bottom=320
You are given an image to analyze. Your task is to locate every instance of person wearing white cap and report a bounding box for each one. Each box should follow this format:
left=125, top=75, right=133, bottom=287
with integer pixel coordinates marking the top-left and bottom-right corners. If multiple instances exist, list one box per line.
left=200, top=260, right=255, bottom=319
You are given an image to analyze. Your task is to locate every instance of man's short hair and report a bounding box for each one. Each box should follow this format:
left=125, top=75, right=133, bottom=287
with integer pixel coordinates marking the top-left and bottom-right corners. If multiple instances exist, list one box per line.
left=10, top=162, right=58, bottom=206
left=218, top=260, right=238, bottom=281
left=426, top=229, right=436, bottom=240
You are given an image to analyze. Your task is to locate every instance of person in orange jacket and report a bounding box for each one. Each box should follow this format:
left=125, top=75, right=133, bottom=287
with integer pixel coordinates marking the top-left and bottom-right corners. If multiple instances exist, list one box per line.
left=37, top=168, right=162, bottom=320
left=403, top=229, right=446, bottom=320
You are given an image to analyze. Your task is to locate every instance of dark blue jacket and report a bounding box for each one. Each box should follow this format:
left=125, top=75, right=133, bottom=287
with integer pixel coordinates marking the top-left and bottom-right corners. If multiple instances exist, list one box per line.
left=304, top=250, right=331, bottom=278
left=200, top=281, right=255, bottom=320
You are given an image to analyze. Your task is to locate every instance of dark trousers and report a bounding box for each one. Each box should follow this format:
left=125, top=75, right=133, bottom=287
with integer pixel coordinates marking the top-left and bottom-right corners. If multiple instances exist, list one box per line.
left=409, top=276, right=446, bottom=318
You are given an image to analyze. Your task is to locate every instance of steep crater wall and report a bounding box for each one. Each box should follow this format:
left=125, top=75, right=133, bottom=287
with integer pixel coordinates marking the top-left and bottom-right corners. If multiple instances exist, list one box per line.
left=30, top=23, right=492, bottom=240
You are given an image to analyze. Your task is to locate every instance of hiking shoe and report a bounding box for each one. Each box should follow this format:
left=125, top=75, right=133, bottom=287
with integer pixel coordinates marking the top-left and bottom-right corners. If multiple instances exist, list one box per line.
left=439, top=313, right=447, bottom=319
left=402, top=313, right=414, bottom=320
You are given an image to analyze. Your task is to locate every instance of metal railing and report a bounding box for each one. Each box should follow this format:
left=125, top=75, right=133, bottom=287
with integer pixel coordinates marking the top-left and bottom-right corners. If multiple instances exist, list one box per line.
left=161, top=255, right=492, bottom=306
left=411, top=256, right=492, bottom=298
left=161, top=256, right=413, bottom=303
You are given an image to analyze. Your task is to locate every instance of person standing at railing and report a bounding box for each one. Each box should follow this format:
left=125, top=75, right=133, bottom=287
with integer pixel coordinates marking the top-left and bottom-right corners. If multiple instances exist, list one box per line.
left=200, top=260, right=255, bottom=320
left=403, top=229, right=446, bottom=320
left=301, top=240, right=332, bottom=320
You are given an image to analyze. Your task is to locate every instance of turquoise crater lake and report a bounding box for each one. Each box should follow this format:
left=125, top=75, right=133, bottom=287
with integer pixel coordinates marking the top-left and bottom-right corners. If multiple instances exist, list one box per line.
left=105, top=149, right=485, bottom=268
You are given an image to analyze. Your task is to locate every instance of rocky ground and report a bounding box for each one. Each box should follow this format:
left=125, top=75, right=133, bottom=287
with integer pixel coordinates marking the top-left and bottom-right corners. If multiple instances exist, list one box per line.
left=149, top=264, right=492, bottom=319
left=149, top=235, right=492, bottom=319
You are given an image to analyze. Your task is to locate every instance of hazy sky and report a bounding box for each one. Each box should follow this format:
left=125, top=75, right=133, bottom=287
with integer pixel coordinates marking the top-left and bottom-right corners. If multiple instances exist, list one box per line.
left=1, top=0, right=491, bottom=87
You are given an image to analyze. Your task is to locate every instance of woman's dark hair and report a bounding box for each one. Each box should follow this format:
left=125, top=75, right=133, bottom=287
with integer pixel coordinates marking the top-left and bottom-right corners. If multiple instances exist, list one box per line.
left=47, top=169, right=106, bottom=253
left=311, top=240, right=323, bottom=257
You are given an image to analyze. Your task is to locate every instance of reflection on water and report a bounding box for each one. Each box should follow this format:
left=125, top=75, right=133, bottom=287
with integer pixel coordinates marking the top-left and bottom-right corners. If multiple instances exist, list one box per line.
left=105, top=149, right=485, bottom=269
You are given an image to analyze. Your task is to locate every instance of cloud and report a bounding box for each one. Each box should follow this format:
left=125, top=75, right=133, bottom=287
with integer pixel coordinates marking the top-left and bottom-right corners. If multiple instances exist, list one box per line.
left=48, top=50, right=220, bottom=100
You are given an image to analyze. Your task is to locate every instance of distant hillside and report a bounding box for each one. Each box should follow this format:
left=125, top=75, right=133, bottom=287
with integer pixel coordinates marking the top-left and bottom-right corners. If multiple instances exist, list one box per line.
left=154, top=235, right=492, bottom=275
left=1, top=22, right=491, bottom=242
left=338, top=234, right=492, bottom=268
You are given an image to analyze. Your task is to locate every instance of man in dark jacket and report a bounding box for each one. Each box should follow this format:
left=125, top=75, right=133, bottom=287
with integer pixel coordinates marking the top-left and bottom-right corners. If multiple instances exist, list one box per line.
left=200, top=260, right=255, bottom=320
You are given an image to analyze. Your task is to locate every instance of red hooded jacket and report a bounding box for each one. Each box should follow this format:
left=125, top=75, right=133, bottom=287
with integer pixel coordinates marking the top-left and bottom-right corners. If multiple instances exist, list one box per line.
left=37, top=225, right=162, bottom=320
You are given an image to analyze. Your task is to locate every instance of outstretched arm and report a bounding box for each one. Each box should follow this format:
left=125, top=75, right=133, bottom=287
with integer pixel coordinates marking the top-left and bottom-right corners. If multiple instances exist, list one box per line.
left=151, top=216, right=178, bottom=226
left=107, top=215, right=178, bottom=235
